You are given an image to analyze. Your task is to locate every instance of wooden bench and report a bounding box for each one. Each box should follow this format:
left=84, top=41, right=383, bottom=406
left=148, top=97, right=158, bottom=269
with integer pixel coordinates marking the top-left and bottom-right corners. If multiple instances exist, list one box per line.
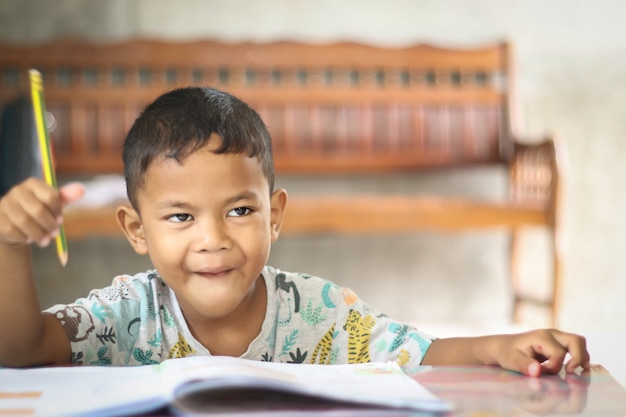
left=0, top=38, right=564, bottom=325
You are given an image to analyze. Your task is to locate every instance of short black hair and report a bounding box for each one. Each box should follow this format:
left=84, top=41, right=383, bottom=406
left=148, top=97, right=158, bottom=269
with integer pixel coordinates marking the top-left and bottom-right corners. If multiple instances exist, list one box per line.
left=123, top=87, right=274, bottom=209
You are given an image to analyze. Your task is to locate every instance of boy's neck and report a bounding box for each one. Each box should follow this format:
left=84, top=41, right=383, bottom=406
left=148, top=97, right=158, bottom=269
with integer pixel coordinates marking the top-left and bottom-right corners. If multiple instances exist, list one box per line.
left=185, top=275, right=268, bottom=357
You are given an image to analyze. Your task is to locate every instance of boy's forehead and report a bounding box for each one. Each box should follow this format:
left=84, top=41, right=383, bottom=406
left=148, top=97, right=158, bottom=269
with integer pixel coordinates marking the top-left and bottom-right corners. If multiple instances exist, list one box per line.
left=138, top=144, right=269, bottom=193
left=202, top=133, right=225, bottom=151
left=145, top=134, right=224, bottom=168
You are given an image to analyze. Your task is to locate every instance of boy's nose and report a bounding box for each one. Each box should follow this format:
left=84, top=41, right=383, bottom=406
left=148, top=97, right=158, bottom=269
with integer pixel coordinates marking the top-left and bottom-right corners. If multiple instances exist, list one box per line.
left=193, top=219, right=232, bottom=252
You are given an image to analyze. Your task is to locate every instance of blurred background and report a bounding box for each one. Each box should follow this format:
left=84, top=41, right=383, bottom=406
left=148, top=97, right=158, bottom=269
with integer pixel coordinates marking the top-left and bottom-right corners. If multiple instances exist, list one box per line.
left=1, top=0, right=625, bottom=380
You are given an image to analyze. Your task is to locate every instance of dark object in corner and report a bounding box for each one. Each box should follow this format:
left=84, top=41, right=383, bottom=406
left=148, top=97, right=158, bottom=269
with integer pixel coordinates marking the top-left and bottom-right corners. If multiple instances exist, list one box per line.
left=0, top=94, right=42, bottom=197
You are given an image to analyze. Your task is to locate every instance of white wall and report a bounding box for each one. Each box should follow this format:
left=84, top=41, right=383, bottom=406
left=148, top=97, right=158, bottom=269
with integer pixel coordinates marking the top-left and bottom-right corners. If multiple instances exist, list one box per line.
left=2, top=0, right=626, bottom=335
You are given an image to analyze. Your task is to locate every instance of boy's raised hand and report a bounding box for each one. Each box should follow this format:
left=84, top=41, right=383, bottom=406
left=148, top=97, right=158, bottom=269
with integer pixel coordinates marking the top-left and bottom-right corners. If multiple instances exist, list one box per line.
left=0, top=178, right=84, bottom=248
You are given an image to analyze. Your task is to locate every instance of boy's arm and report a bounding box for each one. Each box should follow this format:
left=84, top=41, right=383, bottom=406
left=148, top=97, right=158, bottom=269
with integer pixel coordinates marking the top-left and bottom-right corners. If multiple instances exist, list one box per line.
left=421, top=329, right=591, bottom=377
left=0, top=243, right=71, bottom=366
left=0, top=178, right=83, bottom=367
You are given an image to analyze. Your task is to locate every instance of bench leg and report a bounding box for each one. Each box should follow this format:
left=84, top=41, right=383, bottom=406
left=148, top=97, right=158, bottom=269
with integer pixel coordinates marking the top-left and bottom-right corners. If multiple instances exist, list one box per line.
left=510, top=227, right=559, bottom=327
left=509, top=228, right=523, bottom=324
left=549, top=224, right=562, bottom=327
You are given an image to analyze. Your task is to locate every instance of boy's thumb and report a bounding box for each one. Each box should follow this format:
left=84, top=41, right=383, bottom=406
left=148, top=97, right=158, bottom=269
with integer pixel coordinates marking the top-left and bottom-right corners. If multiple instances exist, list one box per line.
left=59, top=182, right=85, bottom=206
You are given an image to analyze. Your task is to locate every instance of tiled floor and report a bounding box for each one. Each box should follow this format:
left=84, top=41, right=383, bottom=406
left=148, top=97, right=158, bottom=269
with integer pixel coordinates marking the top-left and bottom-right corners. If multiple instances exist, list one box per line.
left=414, top=321, right=626, bottom=389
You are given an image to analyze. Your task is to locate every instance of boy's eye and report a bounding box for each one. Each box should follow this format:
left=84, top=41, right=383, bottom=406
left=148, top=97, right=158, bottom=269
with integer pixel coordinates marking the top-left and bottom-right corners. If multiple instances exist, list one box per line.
left=168, top=213, right=193, bottom=223
left=228, top=207, right=251, bottom=217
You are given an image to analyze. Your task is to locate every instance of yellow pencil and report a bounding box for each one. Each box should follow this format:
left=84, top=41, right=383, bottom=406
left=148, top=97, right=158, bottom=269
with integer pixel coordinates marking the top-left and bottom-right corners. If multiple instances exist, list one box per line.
left=29, top=69, right=68, bottom=267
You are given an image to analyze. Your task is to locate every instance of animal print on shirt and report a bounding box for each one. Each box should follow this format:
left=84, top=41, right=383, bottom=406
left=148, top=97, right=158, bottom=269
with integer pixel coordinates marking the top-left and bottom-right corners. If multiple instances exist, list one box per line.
left=342, top=309, right=376, bottom=364
left=310, top=323, right=336, bottom=364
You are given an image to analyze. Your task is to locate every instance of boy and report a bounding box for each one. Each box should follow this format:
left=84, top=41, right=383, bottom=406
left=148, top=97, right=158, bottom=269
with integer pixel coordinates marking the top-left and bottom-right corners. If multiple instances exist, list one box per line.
left=0, top=87, right=589, bottom=376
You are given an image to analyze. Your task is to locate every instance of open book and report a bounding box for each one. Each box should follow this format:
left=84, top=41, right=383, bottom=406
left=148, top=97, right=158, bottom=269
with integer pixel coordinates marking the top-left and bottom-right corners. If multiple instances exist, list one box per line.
left=1, top=355, right=452, bottom=416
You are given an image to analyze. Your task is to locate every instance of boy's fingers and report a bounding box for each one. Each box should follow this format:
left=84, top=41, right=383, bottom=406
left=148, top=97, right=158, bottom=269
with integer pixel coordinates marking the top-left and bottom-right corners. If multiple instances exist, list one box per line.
left=0, top=180, right=83, bottom=247
left=526, top=360, right=543, bottom=377
left=0, top=206, right=30, bottom=244
left=0, top=199, right=48, bottom=245
left=16, top=198, right=58, bottom=246
left=509, top=351, right=542, bottom=377
left=59, top=182, right=85, bottom=207
left=522, top=329, right=590, bottom=375
left=550, top=330, right=591, bottom=372
left=25, top=184, right=61, bottom=226
left=0, top=179, right=61, bottom=245
left=530, top=331, right=569, bottom=374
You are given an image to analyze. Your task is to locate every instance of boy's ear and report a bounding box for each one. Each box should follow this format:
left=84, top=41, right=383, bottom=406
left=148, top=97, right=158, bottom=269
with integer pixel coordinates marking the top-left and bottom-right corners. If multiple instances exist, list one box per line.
left=116, top=204, right=148, bottom=255
left=269, top=188, right=288, bottom=242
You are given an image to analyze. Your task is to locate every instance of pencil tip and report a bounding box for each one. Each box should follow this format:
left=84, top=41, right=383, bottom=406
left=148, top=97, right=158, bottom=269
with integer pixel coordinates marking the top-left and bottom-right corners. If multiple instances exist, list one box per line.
left=59, top=251, right=68, bottom=267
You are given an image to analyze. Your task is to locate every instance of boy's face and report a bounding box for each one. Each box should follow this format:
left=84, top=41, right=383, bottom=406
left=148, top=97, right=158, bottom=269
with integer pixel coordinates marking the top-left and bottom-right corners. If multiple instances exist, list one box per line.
left=119, top=134, right=286, bottom=328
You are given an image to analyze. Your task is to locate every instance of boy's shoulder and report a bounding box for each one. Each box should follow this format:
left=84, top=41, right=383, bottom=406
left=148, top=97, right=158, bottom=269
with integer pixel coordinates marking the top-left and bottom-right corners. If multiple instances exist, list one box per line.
left=263, top=265, right=356, bottom=301
left=263, top=265, right=338, bottom=287
left=112, top=269, right=164, bottom=286
left=83, top=269, right=169, bottom=303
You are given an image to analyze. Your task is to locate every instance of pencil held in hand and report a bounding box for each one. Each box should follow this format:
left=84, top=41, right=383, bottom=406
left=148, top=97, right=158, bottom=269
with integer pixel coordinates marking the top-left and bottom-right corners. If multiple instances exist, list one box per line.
left=29, top=69, right=68, bottom=266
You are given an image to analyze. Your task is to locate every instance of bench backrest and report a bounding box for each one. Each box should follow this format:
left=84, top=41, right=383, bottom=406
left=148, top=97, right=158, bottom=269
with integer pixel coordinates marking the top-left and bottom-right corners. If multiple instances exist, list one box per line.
left=0, top=38, right=513, bottom=175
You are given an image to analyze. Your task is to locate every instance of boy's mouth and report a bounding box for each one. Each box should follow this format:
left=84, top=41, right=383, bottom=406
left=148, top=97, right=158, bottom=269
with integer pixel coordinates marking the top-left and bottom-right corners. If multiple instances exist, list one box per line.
left=195, top=267, right=234, bottom=278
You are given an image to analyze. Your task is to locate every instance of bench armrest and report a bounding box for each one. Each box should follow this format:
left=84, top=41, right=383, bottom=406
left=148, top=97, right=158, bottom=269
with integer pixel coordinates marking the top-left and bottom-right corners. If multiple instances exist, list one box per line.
left=509, top=135, right=566, bottom=227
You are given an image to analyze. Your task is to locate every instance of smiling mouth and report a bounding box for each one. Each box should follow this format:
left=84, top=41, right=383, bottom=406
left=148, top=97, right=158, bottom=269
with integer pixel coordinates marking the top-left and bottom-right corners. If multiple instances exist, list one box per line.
left=195, top=268, right=234, bottom=278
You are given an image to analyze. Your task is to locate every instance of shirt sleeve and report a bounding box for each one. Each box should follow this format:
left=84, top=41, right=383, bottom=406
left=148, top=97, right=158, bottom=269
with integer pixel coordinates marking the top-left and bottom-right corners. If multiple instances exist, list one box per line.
left=325, top=283, right=435, bottom=370
left=277, top=269, right=436, bottom=370
left=44, top=273, right=162, bottom=365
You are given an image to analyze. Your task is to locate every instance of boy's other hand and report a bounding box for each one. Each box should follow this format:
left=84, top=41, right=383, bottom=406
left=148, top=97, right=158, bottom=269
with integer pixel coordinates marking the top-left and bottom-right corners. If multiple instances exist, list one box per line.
left=0, top=178, right=84, bottom=248
left=497, top=329, right=591, bottom=377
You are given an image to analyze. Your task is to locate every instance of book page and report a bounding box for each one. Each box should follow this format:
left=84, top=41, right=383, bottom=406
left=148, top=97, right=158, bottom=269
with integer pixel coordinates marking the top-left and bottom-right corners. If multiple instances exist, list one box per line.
left=0, top=364, right=167, bottom=417
left=161, top=356, right=452, bottom=414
